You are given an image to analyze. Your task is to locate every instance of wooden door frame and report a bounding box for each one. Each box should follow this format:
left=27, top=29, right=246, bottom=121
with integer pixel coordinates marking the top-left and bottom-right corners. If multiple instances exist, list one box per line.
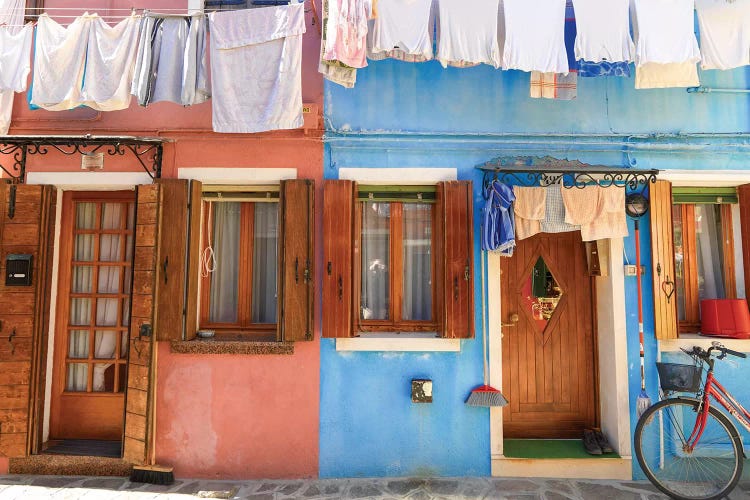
left=48, top=190, right=135, bottom=444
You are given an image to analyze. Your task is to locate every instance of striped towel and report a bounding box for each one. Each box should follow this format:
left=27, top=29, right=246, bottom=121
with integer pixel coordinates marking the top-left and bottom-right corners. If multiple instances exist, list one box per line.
left=530, top=1, right=577, bottom=99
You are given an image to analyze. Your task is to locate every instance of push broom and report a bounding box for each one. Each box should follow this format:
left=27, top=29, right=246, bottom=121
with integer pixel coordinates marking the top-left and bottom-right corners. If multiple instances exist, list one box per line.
left=466, top=250, right=508, bottom=407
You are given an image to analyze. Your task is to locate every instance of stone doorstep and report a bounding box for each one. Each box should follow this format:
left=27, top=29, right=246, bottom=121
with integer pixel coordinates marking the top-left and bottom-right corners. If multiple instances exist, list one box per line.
left=9, top=455, right=131, bottom=477
left=491, top=457, right=632, bottom=480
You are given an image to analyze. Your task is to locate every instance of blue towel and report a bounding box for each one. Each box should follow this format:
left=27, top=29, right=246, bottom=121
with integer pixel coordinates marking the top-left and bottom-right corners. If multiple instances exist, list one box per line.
left=577, top=59, right=631, bottom=78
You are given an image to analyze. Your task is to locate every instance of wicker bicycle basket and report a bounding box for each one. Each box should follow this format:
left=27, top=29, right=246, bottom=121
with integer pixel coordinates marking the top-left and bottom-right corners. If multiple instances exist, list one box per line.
left=656, top=362, right=703, bottom=393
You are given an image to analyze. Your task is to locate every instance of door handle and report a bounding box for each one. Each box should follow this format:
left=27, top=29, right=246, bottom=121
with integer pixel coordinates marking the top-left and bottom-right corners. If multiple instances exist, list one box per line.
left=501, top=313, right=519, bottom=327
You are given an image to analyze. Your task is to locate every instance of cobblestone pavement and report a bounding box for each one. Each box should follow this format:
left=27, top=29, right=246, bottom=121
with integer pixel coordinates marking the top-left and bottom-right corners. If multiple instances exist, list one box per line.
left=0, top=475, right=749, bottom=499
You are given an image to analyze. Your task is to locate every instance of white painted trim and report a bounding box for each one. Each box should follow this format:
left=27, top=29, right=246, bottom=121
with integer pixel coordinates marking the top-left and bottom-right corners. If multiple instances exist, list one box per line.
left=336, top=335, right=460, bottom=352
left=733, top=204, right=745, bottom=299
left=338, top=168, right=457, bottom=183
left=488, top=238, right=632, bottom=477
left=661, top=335, right=750, bottom=353
left=42, top=190, right=63, bottom=443
left=659, top=170, right=750, bottom=186
left=26, top=172, right=151, bottom=189
left=178, top=168, right=297, bottom=183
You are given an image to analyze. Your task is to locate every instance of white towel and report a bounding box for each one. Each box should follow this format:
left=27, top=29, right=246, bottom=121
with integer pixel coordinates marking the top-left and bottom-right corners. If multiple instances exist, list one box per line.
left=635, top=61, right=699, bottom=89
left=209, top=4, right=306, bottom=134
left=436, top=0, right=502, bottom=68
left=502, top=0, right=568, bottom=73
left=696, top=0, right=750, bottom=70
left=31, top=14, right=91, bottom=111
left=632, top=0, right=701, bottom=65
left=368, top=0, right=434, bottom=62
left=82, top=15, right=139, bottom=111
left=0, top=23, right=32, bottom=134
left=571, top=0, right=634, bottom=63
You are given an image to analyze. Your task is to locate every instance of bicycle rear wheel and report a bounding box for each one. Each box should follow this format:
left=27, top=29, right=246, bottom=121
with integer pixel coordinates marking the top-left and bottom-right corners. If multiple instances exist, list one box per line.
left=635, top=398, right=743, bottom=500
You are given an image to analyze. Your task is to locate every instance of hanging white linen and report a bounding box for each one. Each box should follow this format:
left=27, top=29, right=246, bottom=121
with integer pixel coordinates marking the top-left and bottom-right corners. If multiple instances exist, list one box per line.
left=571, top=0, right=634, bottom=63
left=323, top=0, right=372, bottom=68
left=696, top=0, right=750, bottom=70
left=631, top=0, right=700, bottom=66
left=367, top=0, right=434, bottom=62
left=0, top=0, right=24, bottom=33
left=209, top=3, right=306, bottom=134
left=0, top=23, right=32, bottom=134
left=436, top=0, right=502, bottom=68
left=502, top=0, right=568, bottom=73
left=131, top=14, right=210, bottom=107
left=82, top=15, right=140, bottom=111
left=635, top=61, right=700, bottom=89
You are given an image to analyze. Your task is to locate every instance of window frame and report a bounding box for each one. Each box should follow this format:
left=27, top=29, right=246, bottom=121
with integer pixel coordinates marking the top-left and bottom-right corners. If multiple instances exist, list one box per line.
left=354, top=199, right=439, bottom=334
left=198, top=187, right=281, bottom=340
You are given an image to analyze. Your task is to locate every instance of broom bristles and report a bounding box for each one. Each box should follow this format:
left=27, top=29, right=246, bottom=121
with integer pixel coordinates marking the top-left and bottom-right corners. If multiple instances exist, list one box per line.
left=636, top=389, right=652, bottom=417
left=130, top=465, right=174, bottom=485
left=466, top=385, right=509, bottom=407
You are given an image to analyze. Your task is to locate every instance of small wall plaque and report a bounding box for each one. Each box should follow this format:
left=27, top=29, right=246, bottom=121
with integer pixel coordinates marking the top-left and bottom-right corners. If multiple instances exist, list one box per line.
left=5, top=254, right=32, bottom=286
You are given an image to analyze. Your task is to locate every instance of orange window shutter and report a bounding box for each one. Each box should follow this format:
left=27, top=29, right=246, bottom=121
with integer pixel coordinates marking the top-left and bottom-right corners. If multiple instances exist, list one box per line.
left=649, top=180, right=678, bottom=340
left=737, top=184, right=750, bottom=301
left=279, top=179, right=315, bottom=342
left=438, top=181, right=475, bottom=339
left=322, top=180, right=355, bottom=338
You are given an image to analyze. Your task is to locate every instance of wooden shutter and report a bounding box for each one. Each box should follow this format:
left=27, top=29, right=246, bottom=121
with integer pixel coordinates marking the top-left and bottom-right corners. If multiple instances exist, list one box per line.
left=322, top=180, right=355, bottom=338
left=278, top=179, right=314, bottom=342
left=124, top=183, right=161, bottom=464
left=438, top=181, right=474, bottom=339
left=0, top=184, right=55, bottom=457
left=649, top=180, right=678, bottom=340
left=738, top=184, right=750, bottom=302
left=153, top=179, right=202, bottom=342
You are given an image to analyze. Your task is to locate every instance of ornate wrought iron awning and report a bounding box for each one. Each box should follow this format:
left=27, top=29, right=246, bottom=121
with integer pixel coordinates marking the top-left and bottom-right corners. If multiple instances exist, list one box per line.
left=0, top=135, right=167, bottom=182
left=477, top=156, right=658, bottom=196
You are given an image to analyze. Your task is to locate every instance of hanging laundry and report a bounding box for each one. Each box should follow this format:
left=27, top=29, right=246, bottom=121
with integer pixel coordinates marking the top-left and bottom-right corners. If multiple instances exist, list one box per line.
left=82, top=15, right=140, bottom=111
left=324, top=0, right=373, bottom=68
left=0, top=23, right=31, bottom=134
left=436, top=0, right=502, bottom=68
left=514, top=186, right=546, bottom=240
left=571, top=0, right=634, bottom=65
left=131, top=14, right=210, bottom=107
left=31, top=13, right=140, bottom=111
left=541, top=185, right=579, bottom=233
left=530, top=5, right=576, bottom=99
left=0, top=0, right=25, bottom=33
left=632, top=0, right=700, bottom=88
left=578, top=60, right=630, bottom=78
left=209, top=3, right=306, bottom=133
left=696, top=0, right=750, bottom=70
left=367, top=0, right=434, bottom=62
left=482, top=181, right=515, bottom=256
left=561, top=185, right=627, bottom=241
left=320, top=0, right=358, bottom=88
left=503, top=0, right=567, bottom=73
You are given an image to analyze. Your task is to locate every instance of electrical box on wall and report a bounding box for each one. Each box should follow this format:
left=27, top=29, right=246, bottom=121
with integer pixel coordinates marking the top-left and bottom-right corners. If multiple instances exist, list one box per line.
left=5, top=254, right=33, bottom=286
left=411, top=379, right=433, bottom=403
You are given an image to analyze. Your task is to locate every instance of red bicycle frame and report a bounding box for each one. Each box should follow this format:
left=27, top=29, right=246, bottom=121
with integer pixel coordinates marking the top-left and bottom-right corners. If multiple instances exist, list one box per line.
left=684, top=370, right=750, bottom=452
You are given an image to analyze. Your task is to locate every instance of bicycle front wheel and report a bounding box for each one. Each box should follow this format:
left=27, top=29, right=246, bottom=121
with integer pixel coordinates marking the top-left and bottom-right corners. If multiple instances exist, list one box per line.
left=635, top=398, right=743, bottom=500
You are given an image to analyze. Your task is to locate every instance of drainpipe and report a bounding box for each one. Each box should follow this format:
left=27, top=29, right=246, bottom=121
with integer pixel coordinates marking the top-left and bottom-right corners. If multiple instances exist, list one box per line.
left=687, top=87, right=750, bottom=94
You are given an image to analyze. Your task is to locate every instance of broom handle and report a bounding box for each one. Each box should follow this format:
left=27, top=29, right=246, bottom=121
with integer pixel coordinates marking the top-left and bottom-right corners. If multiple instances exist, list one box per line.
left=481, top=250, right=489, bottom=385
left=635, top=220, right=646, bottom=391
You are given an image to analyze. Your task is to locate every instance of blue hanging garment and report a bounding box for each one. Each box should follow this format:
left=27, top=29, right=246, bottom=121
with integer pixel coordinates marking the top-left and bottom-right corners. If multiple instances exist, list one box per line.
left=482, top=181, right=516, bottom=256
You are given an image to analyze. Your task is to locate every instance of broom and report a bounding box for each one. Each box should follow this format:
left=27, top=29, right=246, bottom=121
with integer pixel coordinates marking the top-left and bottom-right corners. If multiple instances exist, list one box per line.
left=466, top=250, right=508, bottom=407
left=634, top=219, right=652, bottom=417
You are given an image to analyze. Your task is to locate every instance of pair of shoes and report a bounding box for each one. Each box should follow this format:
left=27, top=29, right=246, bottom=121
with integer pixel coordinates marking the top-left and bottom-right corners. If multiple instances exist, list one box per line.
left=593, top=428, right=614, bottom=454
left=583, top=429, right=602, bottom=455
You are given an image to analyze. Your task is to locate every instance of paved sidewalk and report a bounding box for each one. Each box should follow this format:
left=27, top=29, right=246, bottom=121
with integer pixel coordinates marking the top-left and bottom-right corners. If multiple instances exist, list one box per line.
left=0, top=475, right=750, bottom=500
left=0, top=475, right=748, bottom=499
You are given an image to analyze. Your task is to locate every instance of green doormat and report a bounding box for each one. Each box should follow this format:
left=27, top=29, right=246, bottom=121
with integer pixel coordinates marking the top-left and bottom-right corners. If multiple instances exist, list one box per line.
left=503, top=439, right=621, bottom=459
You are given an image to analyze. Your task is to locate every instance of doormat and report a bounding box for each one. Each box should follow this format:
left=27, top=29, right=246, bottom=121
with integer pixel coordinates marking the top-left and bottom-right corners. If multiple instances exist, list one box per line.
left=43, top=440, right=122, bottom=458
left=503, top=439, right=621, bottom=459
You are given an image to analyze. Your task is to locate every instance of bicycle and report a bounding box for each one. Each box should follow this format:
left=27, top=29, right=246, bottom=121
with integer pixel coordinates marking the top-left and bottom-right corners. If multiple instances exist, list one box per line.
left=634, top=341, right=748, bottom=500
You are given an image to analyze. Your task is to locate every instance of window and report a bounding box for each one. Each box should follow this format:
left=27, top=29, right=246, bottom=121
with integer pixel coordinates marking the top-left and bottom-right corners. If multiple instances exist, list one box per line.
left=200, top=196, right=279, bottom=338
left=672, top=191, right=739, bottom=333
left=323, top=180, right=474, bottom=339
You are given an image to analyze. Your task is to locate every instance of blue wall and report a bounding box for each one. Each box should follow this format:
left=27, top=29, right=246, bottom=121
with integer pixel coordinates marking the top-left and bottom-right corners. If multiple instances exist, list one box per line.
left=322, top=56, right=750, bottom=479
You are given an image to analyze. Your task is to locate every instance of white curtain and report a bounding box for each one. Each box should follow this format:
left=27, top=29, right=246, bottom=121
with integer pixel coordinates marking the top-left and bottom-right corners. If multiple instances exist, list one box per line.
left=696, top=204, right=726, bottom=302
left=252, top=203, right=278, bottom=323
left=361, top=202, right=390, bottom=321
left=209, top=202, right=240, bottom=323
left=402, top=204, right=432, bottom=321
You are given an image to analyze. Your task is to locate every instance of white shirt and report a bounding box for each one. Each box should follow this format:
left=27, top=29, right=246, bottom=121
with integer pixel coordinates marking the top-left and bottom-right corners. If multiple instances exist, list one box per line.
left=632, top=0, right=701, bottom=65
left=503, top=0, right=568, bottom=73
left=368, top=0, right=434, bottom=61
left=696, top=0, right=750, bottom=70
left=436, top=0, right=502, bottom=68
left=571, top=0, right=634, bottom=63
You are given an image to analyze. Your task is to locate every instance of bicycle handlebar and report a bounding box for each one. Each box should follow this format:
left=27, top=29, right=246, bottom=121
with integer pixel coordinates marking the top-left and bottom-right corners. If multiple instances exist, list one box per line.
left=682, top=342, right=747, bottom=361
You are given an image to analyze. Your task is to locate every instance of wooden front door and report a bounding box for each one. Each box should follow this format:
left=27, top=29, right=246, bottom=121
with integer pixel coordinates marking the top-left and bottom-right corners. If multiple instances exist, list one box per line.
left=49, top=192, right=135, bottom=440
left=501, top=231, right=597, bottom=438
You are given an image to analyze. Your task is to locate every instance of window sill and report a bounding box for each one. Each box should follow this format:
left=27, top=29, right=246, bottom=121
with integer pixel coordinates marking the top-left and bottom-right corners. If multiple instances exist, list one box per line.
left=170, top=339, right=294, bottom=355
left=660, top=334, right=749, bottom=353
left=335, top=333, right=461, bottom=352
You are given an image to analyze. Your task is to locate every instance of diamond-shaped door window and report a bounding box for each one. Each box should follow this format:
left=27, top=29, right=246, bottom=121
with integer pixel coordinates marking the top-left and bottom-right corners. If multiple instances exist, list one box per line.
left=521, top=256, right=563, bottom=334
